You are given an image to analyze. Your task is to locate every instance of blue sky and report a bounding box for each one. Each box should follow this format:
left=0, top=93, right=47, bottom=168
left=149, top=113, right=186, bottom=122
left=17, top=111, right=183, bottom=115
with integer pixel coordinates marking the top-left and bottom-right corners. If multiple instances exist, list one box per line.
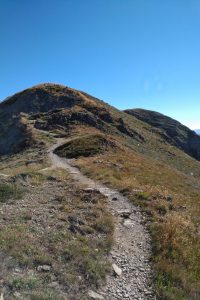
left=1, top=0, right=200, bottom=129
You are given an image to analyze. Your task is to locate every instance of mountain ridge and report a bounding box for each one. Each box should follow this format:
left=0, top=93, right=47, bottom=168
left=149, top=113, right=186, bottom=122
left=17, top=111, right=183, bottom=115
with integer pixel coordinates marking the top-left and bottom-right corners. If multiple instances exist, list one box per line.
left=1, top=84, right=200, bottom=179
left=124, top=108, right=200, bottom=161
left=1, top=83, right=200, bottom=299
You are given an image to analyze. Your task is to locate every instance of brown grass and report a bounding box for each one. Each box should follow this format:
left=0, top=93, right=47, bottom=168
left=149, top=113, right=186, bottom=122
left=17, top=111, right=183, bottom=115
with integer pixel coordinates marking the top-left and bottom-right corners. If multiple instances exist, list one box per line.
left=0, top=153, right=114, bottom=299
left=74, top=146, right=200, bottom=299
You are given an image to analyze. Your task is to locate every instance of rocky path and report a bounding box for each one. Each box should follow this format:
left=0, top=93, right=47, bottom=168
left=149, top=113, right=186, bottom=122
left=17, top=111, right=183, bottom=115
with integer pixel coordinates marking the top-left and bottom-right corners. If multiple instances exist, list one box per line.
left=49, top=142, right=155, bottom=300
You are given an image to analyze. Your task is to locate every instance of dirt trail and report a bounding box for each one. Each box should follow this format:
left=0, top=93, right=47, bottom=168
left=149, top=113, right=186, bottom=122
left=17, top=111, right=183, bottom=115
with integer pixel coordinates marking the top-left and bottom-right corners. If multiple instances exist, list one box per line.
left=49, top=141, right=155, bottom=300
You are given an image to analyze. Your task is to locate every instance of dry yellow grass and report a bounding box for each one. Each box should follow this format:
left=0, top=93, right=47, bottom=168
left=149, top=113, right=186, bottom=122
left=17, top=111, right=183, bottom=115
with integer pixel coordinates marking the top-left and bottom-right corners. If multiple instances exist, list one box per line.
left=75, top=146, right=200, bottom=299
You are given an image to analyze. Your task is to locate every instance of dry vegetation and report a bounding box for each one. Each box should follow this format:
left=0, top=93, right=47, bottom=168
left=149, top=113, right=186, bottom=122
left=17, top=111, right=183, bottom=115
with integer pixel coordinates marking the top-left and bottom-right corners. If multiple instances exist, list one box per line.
left=0, top=151, right=114, bottom=299
left=1, top=83, right=200, bottom=299
left=74, top=144, right=200, bottom=299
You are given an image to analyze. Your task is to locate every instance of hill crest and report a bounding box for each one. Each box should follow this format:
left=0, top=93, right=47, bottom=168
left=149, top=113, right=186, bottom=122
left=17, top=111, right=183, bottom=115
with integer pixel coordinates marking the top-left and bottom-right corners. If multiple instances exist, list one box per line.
left=1, top=83, right=200, bottom=165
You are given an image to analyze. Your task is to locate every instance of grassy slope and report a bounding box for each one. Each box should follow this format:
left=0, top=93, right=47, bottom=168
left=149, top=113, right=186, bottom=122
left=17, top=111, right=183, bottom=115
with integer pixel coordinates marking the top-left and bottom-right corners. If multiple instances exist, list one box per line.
left=69, top=131, right=200, bottom=299
left=124, top=108, right=200, bottom=161
left=0, top=147, right=114, bottom=299
left=1, top=84, right=200, bottom=299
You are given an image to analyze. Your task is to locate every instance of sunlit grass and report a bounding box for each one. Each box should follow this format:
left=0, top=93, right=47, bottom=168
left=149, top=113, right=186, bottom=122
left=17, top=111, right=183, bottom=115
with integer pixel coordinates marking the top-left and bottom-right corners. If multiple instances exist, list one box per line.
left=75, top=147, right=200, bottom=299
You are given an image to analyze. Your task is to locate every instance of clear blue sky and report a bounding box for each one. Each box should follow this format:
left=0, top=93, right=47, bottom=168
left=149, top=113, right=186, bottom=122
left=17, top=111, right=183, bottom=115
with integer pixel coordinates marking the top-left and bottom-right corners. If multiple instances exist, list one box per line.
left=1, top=0, right=200, bottom=129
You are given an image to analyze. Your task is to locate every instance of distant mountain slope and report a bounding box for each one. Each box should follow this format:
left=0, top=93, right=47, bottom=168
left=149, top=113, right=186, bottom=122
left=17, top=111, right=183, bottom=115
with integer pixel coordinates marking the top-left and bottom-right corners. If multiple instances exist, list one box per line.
left=195, top=129, right=200, bottom=135
left=124, top=108, right=200, bottom=161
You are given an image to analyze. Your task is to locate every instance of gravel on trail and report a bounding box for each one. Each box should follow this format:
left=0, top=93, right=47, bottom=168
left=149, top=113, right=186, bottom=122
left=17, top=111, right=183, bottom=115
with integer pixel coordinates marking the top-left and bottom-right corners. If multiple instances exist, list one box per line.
left=49, top=142, right=155, bottom=300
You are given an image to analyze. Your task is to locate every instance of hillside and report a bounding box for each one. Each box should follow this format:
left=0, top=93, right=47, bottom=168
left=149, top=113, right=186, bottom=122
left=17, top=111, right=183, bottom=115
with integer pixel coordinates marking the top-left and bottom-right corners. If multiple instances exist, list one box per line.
left=195, top=129, right=200, bottom=135
left=124, top=108, right=200, bottom=161
left=1, top=84, right=200, bottom=177
left=0, top=83, right=200, bottom=299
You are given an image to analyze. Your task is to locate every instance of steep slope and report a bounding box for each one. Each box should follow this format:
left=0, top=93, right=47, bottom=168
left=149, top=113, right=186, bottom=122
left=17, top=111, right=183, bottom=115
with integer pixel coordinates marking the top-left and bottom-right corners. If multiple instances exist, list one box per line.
left=124, top=108, right=200, bottom=161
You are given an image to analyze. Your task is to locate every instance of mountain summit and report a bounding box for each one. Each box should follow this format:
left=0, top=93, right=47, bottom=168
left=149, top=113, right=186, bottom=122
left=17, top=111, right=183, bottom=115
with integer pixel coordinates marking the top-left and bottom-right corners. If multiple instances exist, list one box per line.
left=1, top=83, right=200, bottom=162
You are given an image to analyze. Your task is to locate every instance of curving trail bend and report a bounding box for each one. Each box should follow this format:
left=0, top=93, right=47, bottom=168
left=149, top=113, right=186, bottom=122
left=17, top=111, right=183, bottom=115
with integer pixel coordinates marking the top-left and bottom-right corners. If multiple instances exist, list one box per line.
left=49, top=141, right=155, bottom=300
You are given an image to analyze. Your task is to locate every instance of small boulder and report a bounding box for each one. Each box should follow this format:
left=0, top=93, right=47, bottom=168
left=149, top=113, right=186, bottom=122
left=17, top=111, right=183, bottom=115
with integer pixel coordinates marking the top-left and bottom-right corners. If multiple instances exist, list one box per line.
left=123, top=219, right=134, bottom=228
left=13, top=292, right=21, bottom=299
left=48, top=281, right=59, bottom=288
left=47, top=176, right=57, bottom=181
left=88, top=290, right=104, bottom=299
left=84, top=188, right=100, bottom=194
left=37, top=265, right=51, bottom=272
left=112, top=197, right=118, bottom=201
left=166, top=196, right=173, bottom=202
left=112, top=263, right=122, bottom=276
left=117, top=210, right=132, bottom=218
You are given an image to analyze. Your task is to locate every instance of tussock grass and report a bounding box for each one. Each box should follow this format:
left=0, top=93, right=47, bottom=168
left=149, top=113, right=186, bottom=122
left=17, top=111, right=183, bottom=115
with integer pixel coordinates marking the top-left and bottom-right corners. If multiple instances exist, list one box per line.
left=28, top=291, right=64, bottom=300
left=9, top=276, right=41, bottom=291
left=0, top=183, right=23, bottom=203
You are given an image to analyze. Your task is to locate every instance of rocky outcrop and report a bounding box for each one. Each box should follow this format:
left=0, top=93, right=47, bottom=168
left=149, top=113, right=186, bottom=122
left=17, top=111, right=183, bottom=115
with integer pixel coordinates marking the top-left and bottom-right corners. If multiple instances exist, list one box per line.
left=0, top=114, right=35, bottom=155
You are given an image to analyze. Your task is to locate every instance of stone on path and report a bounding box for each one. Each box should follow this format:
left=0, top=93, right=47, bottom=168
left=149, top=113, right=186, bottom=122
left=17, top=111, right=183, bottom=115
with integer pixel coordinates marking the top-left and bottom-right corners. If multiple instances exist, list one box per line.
left=123, top=219, right=135, bottom=228
left=117, top=209, right=132, bottom=218
left=112, top=263, right=122, bottom=276
left=88, top=290, right=104, bottom=299
left=37, top=265, right=51, bottom=272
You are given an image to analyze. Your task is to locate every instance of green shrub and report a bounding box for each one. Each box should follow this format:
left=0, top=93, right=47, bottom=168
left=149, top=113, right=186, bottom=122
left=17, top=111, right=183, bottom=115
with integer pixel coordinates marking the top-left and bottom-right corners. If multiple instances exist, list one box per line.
left=0, top=183, right=23, bottom=203
left=54, top=134, right=114, bottom=158
left=10, top=276, right=41, bottom=290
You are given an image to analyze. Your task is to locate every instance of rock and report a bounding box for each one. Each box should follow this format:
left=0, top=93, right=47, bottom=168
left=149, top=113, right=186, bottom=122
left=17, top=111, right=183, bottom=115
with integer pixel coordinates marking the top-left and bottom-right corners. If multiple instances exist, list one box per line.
left=48, top=281, right=59, bottom=288
left=88, top=290, right=104, bottom=299
left=112, top=263, right=122, bottom=276
left=125, top=285, right=132, bottom=292
left=13, top=292, right=21, bottom=299
left=14, top=267, right=21, bottom=273
left=47, top=176, right=57, bottom=181
left=123, top=219, right=135, bottom=228
left=84, top=188, right=100, bottom=194
left=37, top=265, right=51, bottom=272
left=112, top=197, right=118, bottom=201
left=0, top=173, right=9, bottom=178
left=166, top=196, right=173, bottom=202
left=117, top=210, right=132, bottom=218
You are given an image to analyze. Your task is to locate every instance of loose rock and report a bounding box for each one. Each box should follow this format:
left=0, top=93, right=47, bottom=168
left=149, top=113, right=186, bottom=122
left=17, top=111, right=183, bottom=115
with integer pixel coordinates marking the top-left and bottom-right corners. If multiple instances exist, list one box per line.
left=37, top=265, right=51, bottom=272
left=88, top=290, right=104, bottom=299
left=112, top=264, right=122, bottom=276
